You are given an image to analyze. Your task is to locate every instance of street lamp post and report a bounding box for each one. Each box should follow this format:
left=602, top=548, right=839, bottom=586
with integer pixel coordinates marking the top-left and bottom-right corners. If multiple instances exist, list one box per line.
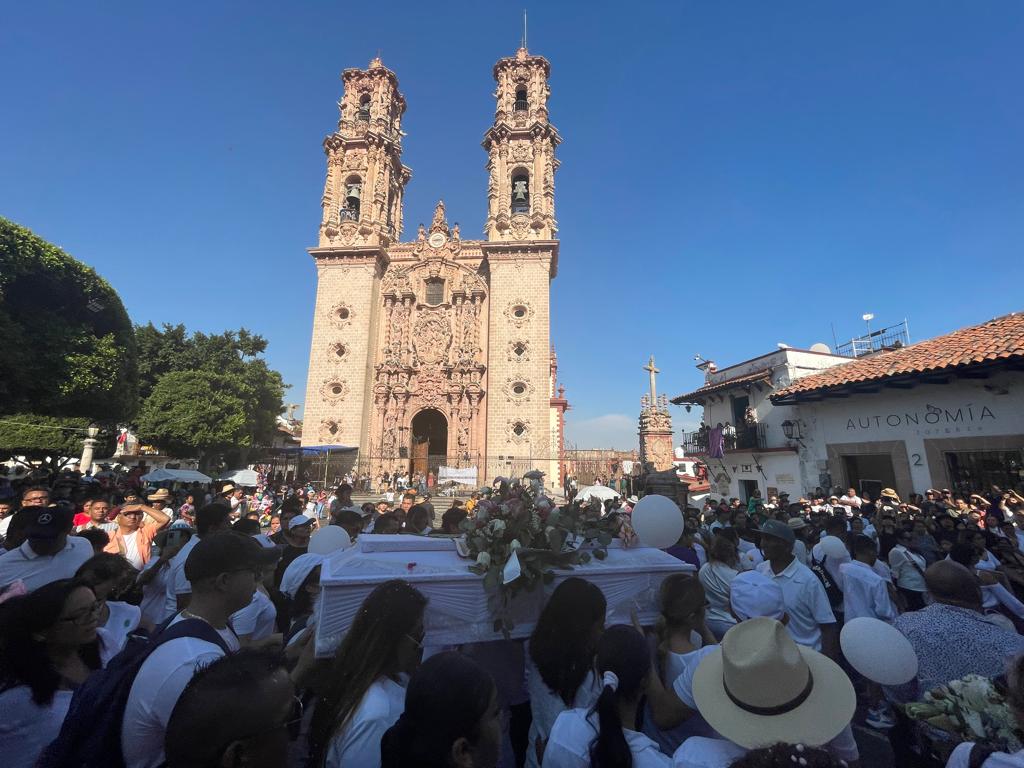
left=80, top=423, right=100, bottom=475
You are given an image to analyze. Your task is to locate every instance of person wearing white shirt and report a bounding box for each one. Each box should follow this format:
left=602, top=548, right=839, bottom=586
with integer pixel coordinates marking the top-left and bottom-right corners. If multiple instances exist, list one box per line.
left=839, top=488, right=863, bottom=514
left=756, top=520, right=838, bottom=656
left=75, top=552, right=145, bottom=666
left=308, top=579, right=428, bottom=768
left=840, top=536, right=898, bottom=623
left=699, top=536, right=741, bottom=640
left=888, top=531, right=929, bottom=610
left=544, top=625, right=671, bottom=767
left=122, top=532, right=277, bottom=768
left=0, top=507, right=93, bottom=593
left=160, top=505, right=232, bottom=620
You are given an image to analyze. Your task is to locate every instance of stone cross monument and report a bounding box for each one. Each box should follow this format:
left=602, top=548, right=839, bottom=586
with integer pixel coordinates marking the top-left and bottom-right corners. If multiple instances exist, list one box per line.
left=638, top=355, right=675, bottom=472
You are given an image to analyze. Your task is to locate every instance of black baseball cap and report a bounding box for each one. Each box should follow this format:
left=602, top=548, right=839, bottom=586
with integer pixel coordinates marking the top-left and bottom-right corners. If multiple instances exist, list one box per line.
left=27, top=505, right=73, bottom=540
left=184, top=532, right=280, bottom=582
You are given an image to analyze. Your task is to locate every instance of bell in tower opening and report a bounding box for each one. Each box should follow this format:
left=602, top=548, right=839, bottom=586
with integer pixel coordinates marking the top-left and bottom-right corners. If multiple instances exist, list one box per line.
left=511, top=173, right=529, bottom=214
left=357, top=94, right=370, bottom=122
left=342, top=179, right=361, bottom=220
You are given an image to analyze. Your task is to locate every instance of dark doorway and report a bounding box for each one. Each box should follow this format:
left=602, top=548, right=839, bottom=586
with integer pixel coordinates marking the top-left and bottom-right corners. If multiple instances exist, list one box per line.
left=842, top=453, right=897, bottom=501
left=410, top=409, right=448, bottom=476
left=739, top=479, right=760, bottom=504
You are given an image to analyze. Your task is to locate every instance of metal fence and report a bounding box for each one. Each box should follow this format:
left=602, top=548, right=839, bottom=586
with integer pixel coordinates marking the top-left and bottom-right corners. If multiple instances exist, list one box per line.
left=679, top=423, right=767, bottom=455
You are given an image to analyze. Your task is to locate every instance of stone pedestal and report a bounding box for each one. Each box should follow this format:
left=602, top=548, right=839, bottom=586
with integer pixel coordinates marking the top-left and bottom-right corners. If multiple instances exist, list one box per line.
left=639, top=393, right=675, bottom=472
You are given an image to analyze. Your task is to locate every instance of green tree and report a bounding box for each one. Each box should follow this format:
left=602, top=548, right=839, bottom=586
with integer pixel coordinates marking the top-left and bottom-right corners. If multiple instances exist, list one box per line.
left=0, top=217, right=138, bottom=421
left=136, top=371, right=252, bottom=465
left=0, top=413, right=113, bottom=468
left=134, top=324, right=286, bottom=462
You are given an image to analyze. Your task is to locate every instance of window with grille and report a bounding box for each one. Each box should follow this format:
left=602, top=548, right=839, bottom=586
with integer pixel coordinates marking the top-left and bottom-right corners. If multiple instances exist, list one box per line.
left=425, top=278, right=444, bottom=306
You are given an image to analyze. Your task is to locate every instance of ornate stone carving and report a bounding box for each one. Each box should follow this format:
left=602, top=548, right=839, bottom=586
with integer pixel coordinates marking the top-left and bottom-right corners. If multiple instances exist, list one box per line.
left=330, top=302, right=354, bottom=328
left=319, top=419, right=341, bottom=442
left=328, top=342, right=349, bottom=362
left=321, top=379, right=350, bottom=402
left=429, top=200, right=449, bottom=236
left=503, top=378, right=533, bottom=403
left=507, top=340, right=530, bottom=362
left=382, top=268, right=414, bottom=297
left=414, top=368, right=447, bottom=409
left=507, top=419, right=530, bottom=444
left=413, top=309, right=452, bottom=367
left=504, top=300, right=532, bottom=328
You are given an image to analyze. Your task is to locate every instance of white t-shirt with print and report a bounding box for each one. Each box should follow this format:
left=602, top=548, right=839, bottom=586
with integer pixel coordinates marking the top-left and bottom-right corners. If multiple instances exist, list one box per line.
left=121, top=616, right=239, bottom=768
left=98, top=600, right=142, bottom=666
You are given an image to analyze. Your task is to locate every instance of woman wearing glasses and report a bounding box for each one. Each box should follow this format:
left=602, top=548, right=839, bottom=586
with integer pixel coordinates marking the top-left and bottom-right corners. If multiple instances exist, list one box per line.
left=0, top=578, right=102, bottom=768
left=309, top=578, right=428, bottom=768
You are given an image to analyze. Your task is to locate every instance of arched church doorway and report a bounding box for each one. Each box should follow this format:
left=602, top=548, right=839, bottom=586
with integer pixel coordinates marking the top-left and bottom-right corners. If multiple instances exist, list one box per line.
left=410, top=409, right=448, bottom=477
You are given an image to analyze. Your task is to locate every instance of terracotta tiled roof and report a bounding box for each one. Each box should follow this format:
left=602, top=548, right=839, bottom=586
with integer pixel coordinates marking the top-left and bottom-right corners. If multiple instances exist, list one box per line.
left=771, top=312, right=1024, bottom=403
left=672, top=368, right=772, bottom=404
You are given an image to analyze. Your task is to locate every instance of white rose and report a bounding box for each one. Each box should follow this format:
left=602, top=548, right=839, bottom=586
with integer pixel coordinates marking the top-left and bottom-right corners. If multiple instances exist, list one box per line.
left=509, top=539, right=522, bottom=552
left=476, top=551, right=491, bottom=567
left=489, top=519, right=506, bottom=534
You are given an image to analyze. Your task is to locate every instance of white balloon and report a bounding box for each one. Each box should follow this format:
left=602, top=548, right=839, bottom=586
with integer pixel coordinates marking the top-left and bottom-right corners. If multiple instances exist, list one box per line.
left=631, top=495, right=684, bottom=549
left=308, top=525, right=351, bottom=555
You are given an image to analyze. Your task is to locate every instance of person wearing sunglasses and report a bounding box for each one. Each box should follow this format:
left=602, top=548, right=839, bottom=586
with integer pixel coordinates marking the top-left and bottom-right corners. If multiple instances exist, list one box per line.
left=164, top=648, right=299, bottom=768
left=309, top=579, right=428, bottom=768
left=0, top=578, right=102, bottom=768
left=101, top=498, right=170, bottom=571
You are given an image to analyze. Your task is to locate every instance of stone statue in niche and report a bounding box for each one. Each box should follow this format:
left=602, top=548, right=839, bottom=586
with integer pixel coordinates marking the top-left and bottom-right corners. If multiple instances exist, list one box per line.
left=417, top=223, right=426, bottom=241
left=457, top=411, right=471, bottom=452
left=382, top=408, right=399, bottom=459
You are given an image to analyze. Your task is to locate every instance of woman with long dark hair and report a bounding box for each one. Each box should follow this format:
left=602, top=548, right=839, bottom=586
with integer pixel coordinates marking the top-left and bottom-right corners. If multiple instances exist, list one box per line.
left=309, top=579, right=428, bottom=768
left=380, top=651, right=502, bottom=768
left=75, top=552, right=143, bottom=664
left=543, top=624, right=670, bottom=767
left=526, top=577, right=606, bottom=767
left=0, top=578, right=102, bottom=768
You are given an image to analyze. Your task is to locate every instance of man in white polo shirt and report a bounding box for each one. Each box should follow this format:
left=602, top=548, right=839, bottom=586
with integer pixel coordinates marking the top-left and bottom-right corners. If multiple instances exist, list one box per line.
left=160, top=503, right=232, bottom=620
left=755, top=519, right=838, bottom=659
left=0, top=505, right=93, bottom=592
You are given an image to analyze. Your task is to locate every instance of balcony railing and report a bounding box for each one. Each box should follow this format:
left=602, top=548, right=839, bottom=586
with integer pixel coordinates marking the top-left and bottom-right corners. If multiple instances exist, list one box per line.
left=680, top=423, right=768, bottom=456
left=514, top=99, right=529, bottom=112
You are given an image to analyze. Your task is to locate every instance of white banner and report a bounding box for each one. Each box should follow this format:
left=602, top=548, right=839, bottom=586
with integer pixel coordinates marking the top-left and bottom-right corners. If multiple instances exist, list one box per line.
left=437, top=466, right=479, bottom=486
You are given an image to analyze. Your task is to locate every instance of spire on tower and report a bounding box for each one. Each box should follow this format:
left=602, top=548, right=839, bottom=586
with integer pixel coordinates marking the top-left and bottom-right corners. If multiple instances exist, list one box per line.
left=521, top=9, right=528, bottom=51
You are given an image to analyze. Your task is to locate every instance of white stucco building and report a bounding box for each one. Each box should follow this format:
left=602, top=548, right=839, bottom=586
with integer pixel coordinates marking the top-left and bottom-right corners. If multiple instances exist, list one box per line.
left=771, top=312, right=1024, bottom=500
left=671, top=347, right=850, bottom=502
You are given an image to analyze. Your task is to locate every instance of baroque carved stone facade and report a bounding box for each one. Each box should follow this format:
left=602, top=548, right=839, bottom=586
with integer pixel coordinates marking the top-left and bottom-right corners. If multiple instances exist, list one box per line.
left=301, top=49, right=566, bottom=486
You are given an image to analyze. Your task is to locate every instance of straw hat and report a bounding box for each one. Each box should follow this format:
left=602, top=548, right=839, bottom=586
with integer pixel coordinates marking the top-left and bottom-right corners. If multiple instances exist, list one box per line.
left=880, top=488, right=901, bottom=503
left=840, top=617, right=918, bottom=686
left=147, top=488, right=171, bottom=502
left=692, top=618, right=855, bottom=749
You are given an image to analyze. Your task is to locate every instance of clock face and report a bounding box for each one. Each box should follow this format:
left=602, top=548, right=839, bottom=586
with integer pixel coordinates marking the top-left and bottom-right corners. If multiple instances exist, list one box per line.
left=428, top=232, right=446, bottom=249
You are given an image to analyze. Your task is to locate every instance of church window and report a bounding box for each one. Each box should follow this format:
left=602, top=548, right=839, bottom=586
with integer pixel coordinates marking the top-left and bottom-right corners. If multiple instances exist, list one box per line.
left=425, top=278, right=444, bottom=306
left=512, top=341, right=527, bottom=357
left=512, top=382, right=527, bottom=395
left=333, top=343, right=348, bottom=359
left=342, top=177, right=361, bottom=221
left=336, top=307, right=350, bottom=321
left=514, top=88, right=528, bottom=112
left=511, top=172, right=530, bottom=214
left=357, top=94, right=371, bottom=122
left=330, top=384, right=344, bottom=395
left=512, top=421, right=527, bottom=437
left=512, top=305, right=527, bottom=319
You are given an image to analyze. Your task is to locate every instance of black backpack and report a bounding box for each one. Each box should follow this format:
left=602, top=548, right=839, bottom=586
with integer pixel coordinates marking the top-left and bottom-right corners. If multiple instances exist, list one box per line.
left=39, top=615, right=232, bottom=768
left=809, top=552, right=844, bottom=612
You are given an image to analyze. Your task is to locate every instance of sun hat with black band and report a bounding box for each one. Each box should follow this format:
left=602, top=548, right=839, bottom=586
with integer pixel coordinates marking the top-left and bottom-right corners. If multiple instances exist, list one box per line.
left=692, top=617, right=855, bottom=749
left=184, top=531, right=280, bottom=582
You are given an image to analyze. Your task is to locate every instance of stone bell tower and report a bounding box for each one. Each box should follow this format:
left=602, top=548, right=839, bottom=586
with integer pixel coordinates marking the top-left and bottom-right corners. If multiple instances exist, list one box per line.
left=302, top=57, right=412, bottom=454
left=482, top=46, right=561, bottom=484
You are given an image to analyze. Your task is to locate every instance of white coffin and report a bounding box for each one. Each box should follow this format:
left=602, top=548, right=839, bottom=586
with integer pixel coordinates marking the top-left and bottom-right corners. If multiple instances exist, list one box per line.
left=315, top=534, right=694, bottom=657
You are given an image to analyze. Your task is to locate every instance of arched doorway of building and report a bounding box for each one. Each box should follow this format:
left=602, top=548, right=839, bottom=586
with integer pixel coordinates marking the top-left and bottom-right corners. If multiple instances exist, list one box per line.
left=410, top=409, right=448, bottom=477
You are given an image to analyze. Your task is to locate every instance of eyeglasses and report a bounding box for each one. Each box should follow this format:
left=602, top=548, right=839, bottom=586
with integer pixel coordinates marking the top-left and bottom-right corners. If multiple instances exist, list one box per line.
left=59, top=601, right=102, bottom=626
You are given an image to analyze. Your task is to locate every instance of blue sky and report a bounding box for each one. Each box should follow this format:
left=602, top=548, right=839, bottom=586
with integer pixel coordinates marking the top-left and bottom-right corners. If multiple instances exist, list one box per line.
left=3, top=2, right=1022, bottom=450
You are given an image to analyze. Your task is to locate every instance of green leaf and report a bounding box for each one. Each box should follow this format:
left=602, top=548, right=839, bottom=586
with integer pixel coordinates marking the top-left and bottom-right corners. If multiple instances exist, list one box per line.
left=593, top=548, right=607, bottom=560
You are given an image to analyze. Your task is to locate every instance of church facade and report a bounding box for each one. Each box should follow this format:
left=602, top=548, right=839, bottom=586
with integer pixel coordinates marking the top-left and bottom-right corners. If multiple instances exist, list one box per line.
left=301, top=47, right=568, bottom=488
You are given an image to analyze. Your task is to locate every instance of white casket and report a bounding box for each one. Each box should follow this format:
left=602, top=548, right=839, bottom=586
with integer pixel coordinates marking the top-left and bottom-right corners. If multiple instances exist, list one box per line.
left=315, top=534, right=694, bottom=657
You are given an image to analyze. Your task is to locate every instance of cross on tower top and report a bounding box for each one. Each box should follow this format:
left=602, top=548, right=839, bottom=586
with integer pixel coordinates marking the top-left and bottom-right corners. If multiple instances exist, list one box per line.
left=643, top=355, right=660, bottom=402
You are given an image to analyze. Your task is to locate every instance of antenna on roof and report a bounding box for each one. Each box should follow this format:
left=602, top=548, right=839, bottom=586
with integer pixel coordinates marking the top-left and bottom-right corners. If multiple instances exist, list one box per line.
left=522, top=9, right=528, bottom=49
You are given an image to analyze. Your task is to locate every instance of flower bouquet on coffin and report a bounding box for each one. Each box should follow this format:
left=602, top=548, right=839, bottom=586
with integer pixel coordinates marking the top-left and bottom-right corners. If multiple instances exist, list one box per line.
left=458, top=482, right=621, bottom=637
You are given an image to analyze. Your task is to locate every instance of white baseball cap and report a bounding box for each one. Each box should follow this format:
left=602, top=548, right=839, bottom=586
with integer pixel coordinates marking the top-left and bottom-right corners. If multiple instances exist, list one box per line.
left=729, top=571, right=786, bottom=621
left=288, top=514, right=314, bottom=530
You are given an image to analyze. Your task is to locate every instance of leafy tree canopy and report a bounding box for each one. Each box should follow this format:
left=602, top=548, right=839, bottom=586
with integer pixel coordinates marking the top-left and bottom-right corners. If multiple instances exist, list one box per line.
left=134, top=324, right=286, bottom=459
left=0, top=413, right=113, bottom=465
left=0, top=217, right=138, bottom=421
left=136, top=370, right=252, bottom=460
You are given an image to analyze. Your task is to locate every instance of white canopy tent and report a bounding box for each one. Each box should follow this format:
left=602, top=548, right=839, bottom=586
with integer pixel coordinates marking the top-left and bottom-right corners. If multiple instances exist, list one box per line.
left=140, top=468, right=212, bottom=484
left=219, top=468, right=260, bottom=486
left=574, top=485, right=620, bottom=503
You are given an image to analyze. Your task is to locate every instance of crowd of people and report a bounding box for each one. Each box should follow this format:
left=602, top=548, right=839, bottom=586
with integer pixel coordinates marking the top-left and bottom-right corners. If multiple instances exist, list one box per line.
left=2, top=464, right=1024, bottom=767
